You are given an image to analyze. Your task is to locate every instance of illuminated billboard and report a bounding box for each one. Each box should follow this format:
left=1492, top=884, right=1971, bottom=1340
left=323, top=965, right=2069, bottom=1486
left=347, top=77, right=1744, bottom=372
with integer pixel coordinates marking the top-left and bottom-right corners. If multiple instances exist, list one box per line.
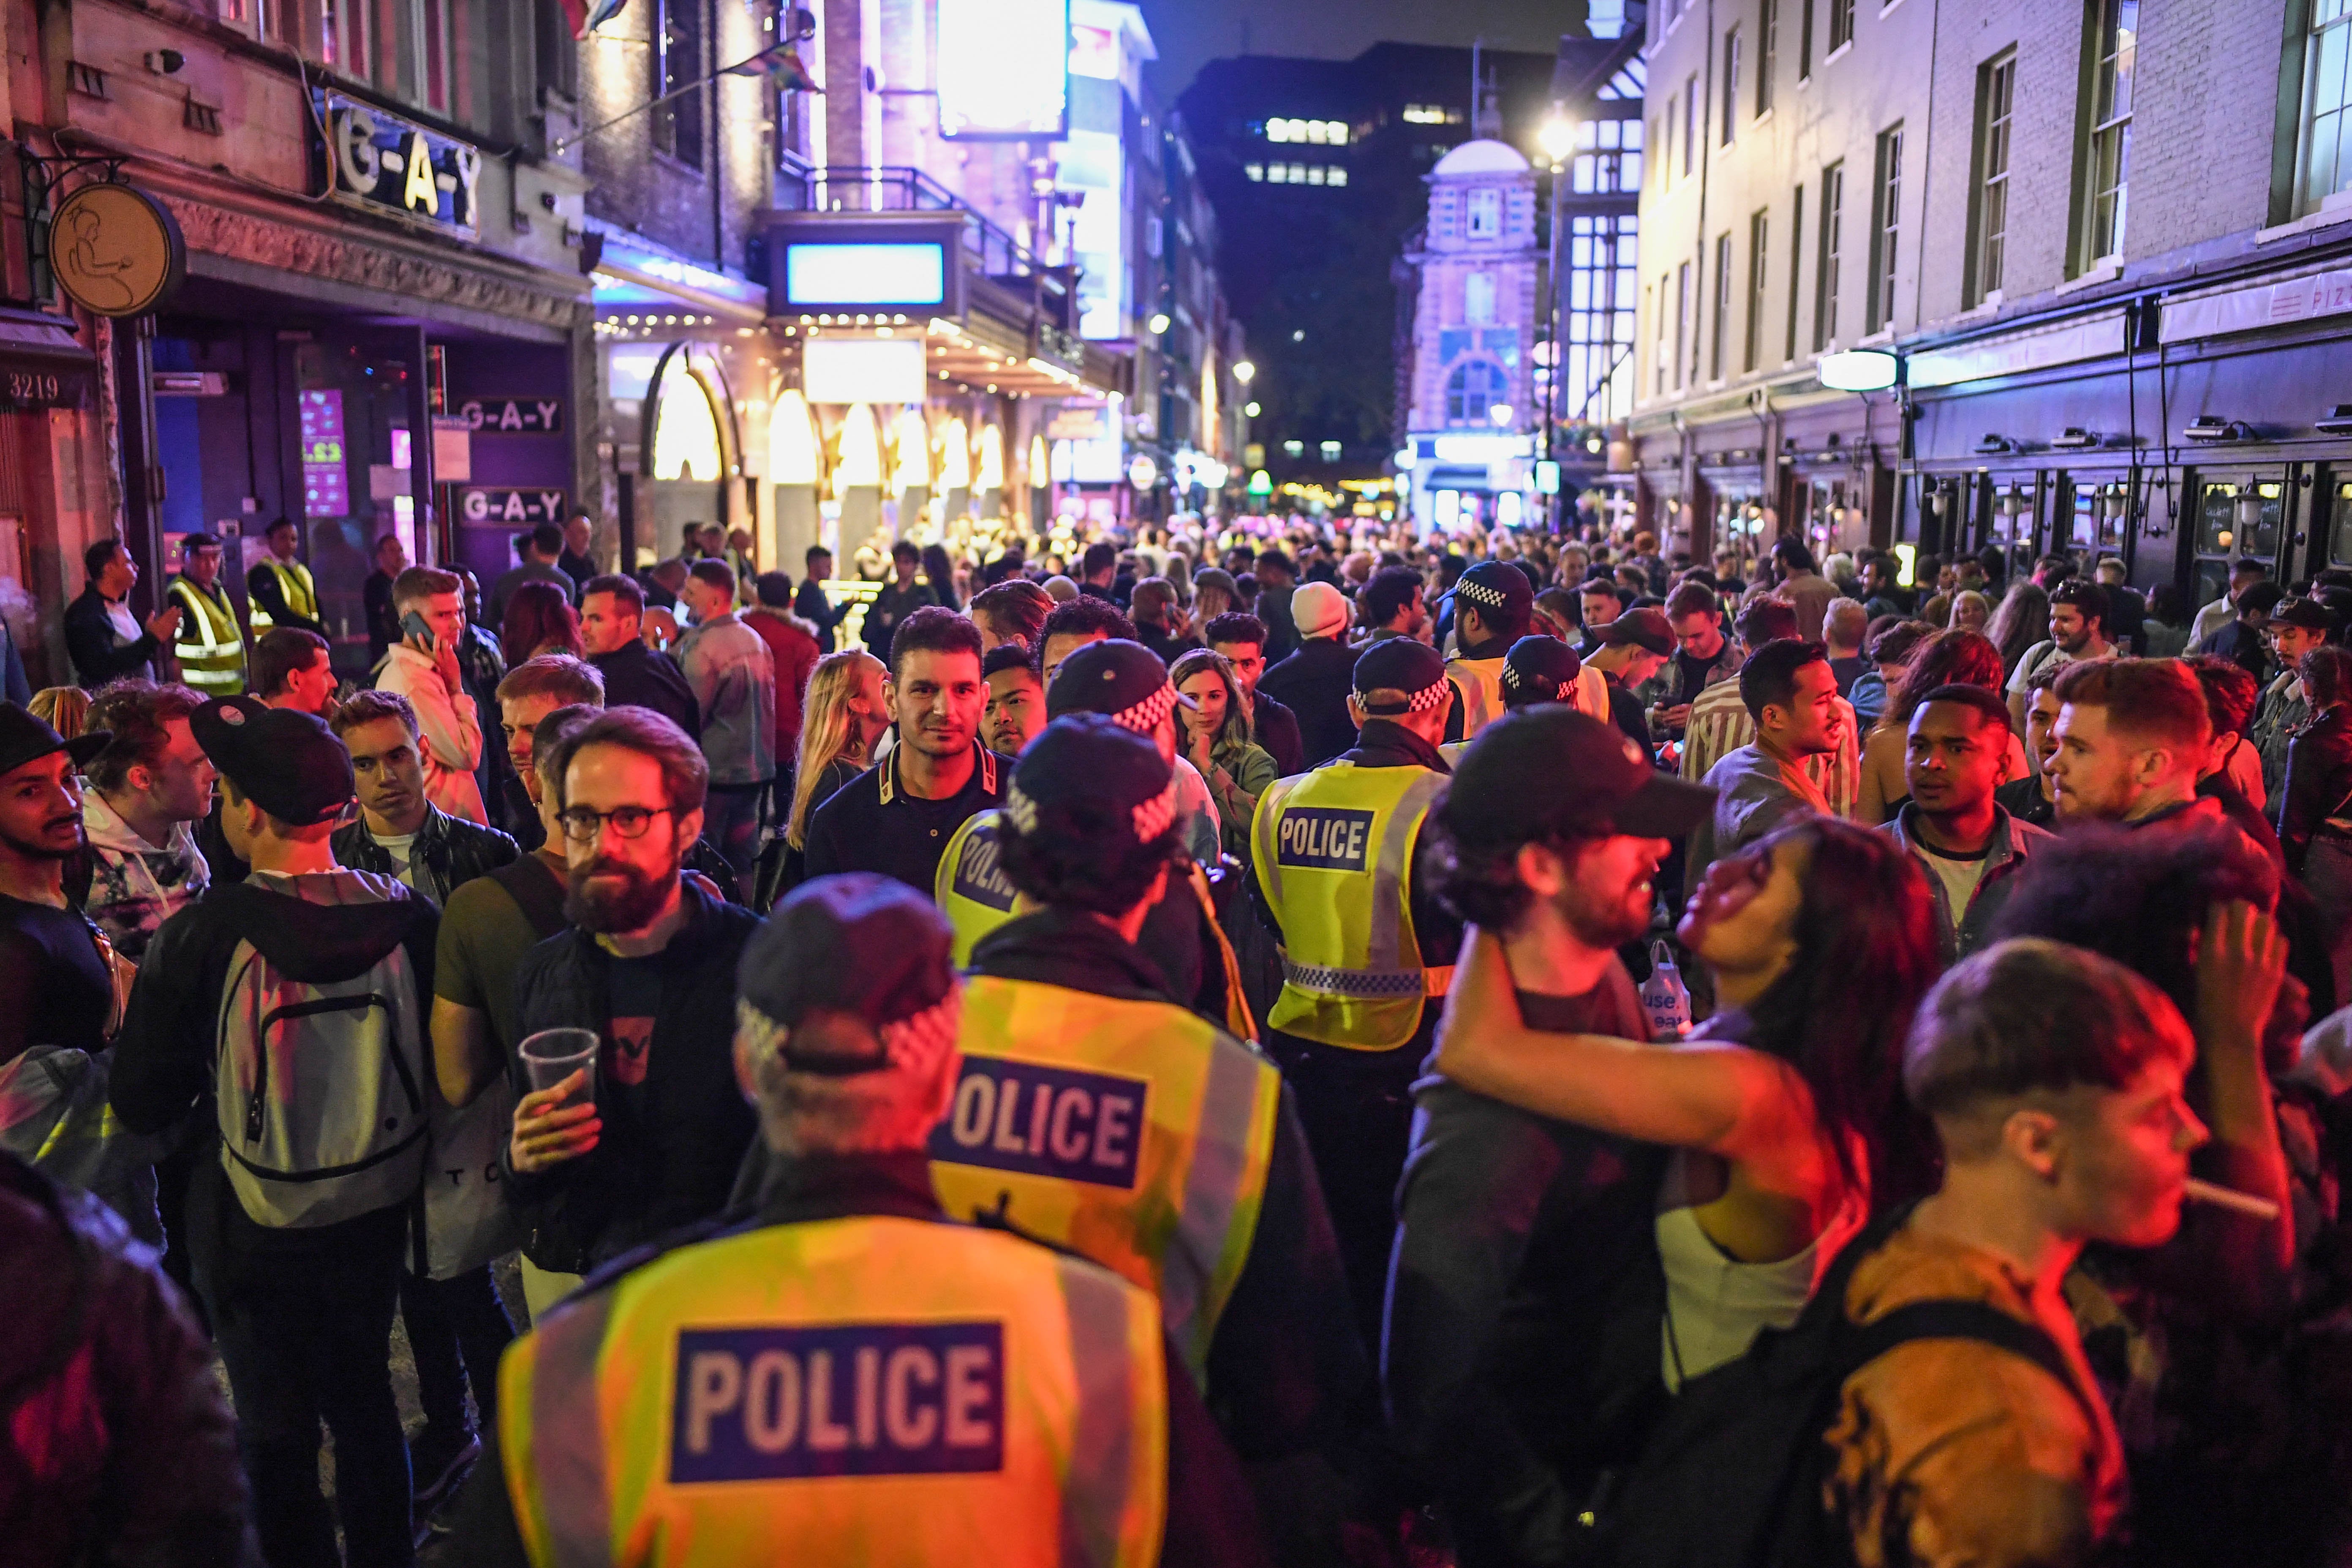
left=782, top=242, right=947, bottom=308
left=802, top=338, right=928, bottom=406
left=938, top=0, right=1070, bottom=139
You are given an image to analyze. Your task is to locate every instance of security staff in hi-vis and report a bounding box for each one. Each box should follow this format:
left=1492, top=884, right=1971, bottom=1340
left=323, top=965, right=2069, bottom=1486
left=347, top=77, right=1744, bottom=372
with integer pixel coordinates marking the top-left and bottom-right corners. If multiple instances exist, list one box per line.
left=1249, top=637, right=1464, bottom=1351
left=246, top=517, right=327, bottom=637
left=470, top=873, right=1271, bottom=1568
left=931, top=716, right=1367, bottom=1501
left=1440, top=561, right=1610, bottom=742
left=166, top=531, right=247, bottom=695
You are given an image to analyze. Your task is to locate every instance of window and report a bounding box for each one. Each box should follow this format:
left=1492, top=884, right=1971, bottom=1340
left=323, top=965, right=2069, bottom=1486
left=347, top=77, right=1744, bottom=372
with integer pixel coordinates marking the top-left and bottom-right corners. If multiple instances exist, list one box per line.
left=1869, top=125, right=1902, bottom=333
left=1573, top=117, right=1643, bottom=192
left=1445, top=359, right=1509, bottom=426
left=1969, top=52, right=2016, bottom=303
left=1328, top=166, right=1348, bottom=187
left=1721, top=28, right=1742, bottom=143
left=1662, top=98, right=1675, bottom=180
left=1746, top=210, right=1770, bottom=371
left=1786, top=183, right=1806, bottom=361
left=1683, top=77, right=1698, bottom=176
left=2297, top=0, right=2352, bottom=212
left=1466, top=271, right=1496, bottom=324
left=1651, top=279, right=1666, bottom=396
left=1566, top=214, right=1639, bottom=424
left=1320, top=440, right=1343, bottom=460
left=1283, top=439, right=1305, bottom=457
left=1711, top=232, right=1733, bottom=379
left=2077, top=0, right=2137, bottom=269
left=653, top=0, right=706, bottom=170
left=1246, top=163, right=1264, bottom=181
left=1759, top=0, right=1779, bottom=116
left=1468, top=188, right=1503, bottom=237
left=1815, top=162, right=1844, bottom=349
left=1674, top=260, right=1691, bottom=390
left=1799, top=0, right=1816, bottom=77
left=1828, top=0, right=1855, bottom=53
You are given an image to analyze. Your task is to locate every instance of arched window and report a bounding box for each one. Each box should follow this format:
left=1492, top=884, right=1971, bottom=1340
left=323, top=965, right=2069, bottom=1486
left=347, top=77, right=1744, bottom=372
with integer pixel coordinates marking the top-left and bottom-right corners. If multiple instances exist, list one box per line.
left=1445, top=358, right=1508, bottom=427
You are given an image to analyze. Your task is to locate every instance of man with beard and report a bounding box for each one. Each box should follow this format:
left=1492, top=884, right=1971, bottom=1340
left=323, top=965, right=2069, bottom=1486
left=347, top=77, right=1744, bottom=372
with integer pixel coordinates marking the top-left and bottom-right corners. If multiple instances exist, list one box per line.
left=1686, top=638, right=1846, bottom=894
left=0, top=703, right=136, bottom=1212
left=501, top=707, right=759, bottom=1311
left=803, top=606, right=1005, bottom=893
left=1387, top=707, right=1716, bottom=1567
left=2007, top=580, right=2116, bottom=734
left=2047, top=659, right=2223, bottom=832
left=981, top=640, right=1045, bottom=757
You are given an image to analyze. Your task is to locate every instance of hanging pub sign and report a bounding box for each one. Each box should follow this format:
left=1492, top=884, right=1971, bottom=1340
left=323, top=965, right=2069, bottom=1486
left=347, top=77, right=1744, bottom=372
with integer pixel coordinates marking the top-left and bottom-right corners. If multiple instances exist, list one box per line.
left=459, top=487, right=569, bottom=527
left=315, top=90, right=483, bottom=236
left=454, top=397, right=564, bottom=434
left=49, top=183, right=185, bottom=318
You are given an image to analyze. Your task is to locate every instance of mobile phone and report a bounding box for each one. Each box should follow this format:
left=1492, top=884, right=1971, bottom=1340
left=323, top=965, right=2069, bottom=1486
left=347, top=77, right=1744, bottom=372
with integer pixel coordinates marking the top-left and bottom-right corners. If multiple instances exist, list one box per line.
left=401, top=610, right=436, bottom=652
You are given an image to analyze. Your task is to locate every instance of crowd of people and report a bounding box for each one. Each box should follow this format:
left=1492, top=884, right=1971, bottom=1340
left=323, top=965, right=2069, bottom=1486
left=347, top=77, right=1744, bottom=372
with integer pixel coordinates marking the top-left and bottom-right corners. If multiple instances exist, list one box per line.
left=5, top=506, right=2352, bottom=1568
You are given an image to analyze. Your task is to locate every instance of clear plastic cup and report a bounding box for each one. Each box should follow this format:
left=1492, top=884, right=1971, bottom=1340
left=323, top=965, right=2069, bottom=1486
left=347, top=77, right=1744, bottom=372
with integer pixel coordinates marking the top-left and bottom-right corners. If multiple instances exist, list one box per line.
left=519, top=1028, right=600, bottom=1108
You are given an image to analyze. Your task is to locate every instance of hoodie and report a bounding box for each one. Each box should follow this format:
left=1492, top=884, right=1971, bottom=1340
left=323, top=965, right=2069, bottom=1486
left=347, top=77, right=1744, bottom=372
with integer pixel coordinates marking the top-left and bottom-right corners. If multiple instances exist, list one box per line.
left=74, top=790, right=210, bottom=960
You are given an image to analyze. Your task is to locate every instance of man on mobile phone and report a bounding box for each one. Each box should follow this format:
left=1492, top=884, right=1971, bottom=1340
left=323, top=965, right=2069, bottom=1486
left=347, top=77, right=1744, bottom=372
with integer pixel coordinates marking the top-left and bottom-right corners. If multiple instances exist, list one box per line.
left=376, top=566, right=489, bottom=825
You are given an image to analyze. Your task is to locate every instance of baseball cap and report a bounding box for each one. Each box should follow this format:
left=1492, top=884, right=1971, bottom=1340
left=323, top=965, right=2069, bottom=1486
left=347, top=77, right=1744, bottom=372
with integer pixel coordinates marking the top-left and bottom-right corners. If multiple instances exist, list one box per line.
left=1004, top=714, right=1179, bottom=855
left=1454, top=560, right=1535, bottom=623
left=1500, top=636, right=1585, bottom=708
left=1292, top=580, right=1350, bottom=641
left=2273, top=595, right=2333, bottom=632
left=1046, top=638, right=1196, bottom=732
left=191, top=696, right=354, bottom=826
left=737, top=873, right=960, bottom=1075
left=1600, top=607, right=1675, bottom=657
left=1353, top=638, right=1451, bottom=716
left=1440, top=706, right=1715, bottom=846
left=0, top=702, right=110, bottom=779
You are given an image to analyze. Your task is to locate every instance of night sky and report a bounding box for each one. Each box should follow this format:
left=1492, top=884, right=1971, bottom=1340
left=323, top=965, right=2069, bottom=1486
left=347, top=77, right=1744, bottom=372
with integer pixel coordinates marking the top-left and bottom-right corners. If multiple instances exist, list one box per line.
left=1138, top=0, right=1579, bottom=100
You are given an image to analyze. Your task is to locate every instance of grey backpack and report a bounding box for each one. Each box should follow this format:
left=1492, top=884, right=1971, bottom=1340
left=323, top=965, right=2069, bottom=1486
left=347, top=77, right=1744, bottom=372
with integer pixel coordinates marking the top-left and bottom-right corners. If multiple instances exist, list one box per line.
left=214, top=933, right=430, bottom=1228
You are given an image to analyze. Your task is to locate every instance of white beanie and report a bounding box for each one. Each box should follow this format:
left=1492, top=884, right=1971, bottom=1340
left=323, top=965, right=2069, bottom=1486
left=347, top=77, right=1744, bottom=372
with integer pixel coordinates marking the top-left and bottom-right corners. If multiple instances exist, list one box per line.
left=1293, top=581, right=1350, bottom=641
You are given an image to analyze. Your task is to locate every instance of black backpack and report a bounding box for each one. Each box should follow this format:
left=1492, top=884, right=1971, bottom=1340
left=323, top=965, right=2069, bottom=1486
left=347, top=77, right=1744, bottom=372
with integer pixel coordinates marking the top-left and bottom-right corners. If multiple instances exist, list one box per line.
left=1591, top=1205, right=2100, bottom=1568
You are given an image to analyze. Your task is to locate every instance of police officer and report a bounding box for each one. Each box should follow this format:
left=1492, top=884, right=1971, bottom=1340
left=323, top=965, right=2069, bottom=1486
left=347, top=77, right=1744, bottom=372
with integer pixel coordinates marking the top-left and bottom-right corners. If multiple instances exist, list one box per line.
left=935, top=715, right=1369, bottom=1535
left=166, top=532, right=247, bottom=696
left=1439, top=634, right=1593, bottom=766
left=1444, top=561, right=1608, bottom=741
left=246, top=517, right=326, bottom=637
left=470, top=873, right=1271, bottom=1568
left=1250, top=637, right=1462, bottom=1349
left=939, top=640, right=1251, bottom=1036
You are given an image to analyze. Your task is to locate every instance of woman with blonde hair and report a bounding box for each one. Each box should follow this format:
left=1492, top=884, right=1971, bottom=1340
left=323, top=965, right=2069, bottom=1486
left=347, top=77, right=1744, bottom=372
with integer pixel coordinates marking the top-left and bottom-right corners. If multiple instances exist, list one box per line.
left=1946, top=588, right=1992, bottom=636
left=29, top=686, right=92, bottom=739
left=754, top=650, right=889, bottom=909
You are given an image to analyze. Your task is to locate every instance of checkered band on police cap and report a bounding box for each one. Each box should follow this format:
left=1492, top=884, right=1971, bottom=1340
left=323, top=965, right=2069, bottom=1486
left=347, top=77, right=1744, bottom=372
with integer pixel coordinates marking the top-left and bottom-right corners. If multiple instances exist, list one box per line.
left=1457, top=575, right=1510, bottom=610
left=1405, top=675, right=1454, bottom=712
left=1500, top=662, right=1565, bottom=701
left=1110, top=679, right=1179, bottom=737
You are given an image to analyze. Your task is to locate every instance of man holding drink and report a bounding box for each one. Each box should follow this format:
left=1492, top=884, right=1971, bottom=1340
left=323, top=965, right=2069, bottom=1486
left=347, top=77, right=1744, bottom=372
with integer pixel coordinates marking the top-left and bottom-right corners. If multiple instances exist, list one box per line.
left=504, top=708, right=761, bottom=1315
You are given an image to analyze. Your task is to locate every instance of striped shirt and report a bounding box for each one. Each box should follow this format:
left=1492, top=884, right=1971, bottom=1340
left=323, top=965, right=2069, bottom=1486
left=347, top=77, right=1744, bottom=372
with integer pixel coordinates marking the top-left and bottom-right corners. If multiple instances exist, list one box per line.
left=1678, top=677, right=1862, bottom=820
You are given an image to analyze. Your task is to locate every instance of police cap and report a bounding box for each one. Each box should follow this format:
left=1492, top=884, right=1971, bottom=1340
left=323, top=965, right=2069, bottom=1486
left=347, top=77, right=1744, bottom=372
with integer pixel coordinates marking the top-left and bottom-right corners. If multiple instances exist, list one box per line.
left=1454, top=560, right=1535, bottom=622
left=737, top=873, right=958, bottom=1075
left=1045, top=638, right=1197, bottom=734
left=1353, top=638, right=1450, bottom=716
left=1004, top=713, right=1178, bottom=854
left=1500, top=636, right=1584, bottom=708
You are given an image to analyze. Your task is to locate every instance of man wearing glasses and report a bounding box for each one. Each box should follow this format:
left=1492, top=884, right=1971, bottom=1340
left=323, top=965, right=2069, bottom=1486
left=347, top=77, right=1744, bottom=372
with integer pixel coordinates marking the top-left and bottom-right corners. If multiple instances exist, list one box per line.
left=501, top=708, right=762, bottom=1315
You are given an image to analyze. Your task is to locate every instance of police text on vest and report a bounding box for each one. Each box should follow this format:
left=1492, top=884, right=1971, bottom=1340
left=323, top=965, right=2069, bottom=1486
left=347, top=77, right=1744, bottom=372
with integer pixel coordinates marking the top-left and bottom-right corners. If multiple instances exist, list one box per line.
left=931, top=1059, right=1147, bottom=1189
left=670, top=1323, right=1005, bottom=1481
left=1276, top=806, right=1376, bottom=871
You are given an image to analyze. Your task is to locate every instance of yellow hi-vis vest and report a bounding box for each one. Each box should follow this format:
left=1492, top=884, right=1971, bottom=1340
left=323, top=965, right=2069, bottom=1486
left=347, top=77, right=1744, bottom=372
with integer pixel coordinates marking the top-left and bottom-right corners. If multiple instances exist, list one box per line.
left=166, top=575, right=245, bottom=694
left=931, top=975, right=1281, bottom=1378
left=498, top=1214, right=1168, bottom=1568
left=936, top=809, right=1021, bottom=967
left=248, top=557, right=318, bottom=633
left=1252, top=763, right=1450, bottom=1050
left=1446, top=655, right=1611, bottom=740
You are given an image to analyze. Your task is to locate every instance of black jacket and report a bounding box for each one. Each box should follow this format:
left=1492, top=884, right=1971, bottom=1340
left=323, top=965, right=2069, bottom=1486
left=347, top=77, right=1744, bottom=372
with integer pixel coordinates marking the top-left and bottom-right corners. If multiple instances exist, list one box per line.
left=1259, top=636, right=1360, bottom=769
left=504, top=877, right=760, bottom=1272
left=63, top=588, right=157, bottom=689
left=966, top=909, right=1373, bottom=1467
left=441, top=1151, right=1274, bottom=1568
left=1251, top=689, right=1305, bottom=777
left=589, top=639, right=701, bottom=741
left=1385, top=964, right=1672, bottom=1568
left=794, top=578, right=852, bottom=654
left=2279, top=705, right=2352, bottom=871
left=330, top=803, right=519, bottom=908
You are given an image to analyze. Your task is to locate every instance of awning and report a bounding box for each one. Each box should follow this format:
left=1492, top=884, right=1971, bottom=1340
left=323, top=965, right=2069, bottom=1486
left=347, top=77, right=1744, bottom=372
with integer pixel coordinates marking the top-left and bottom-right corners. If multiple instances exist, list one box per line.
left=0, top=308, right=98, bottom=411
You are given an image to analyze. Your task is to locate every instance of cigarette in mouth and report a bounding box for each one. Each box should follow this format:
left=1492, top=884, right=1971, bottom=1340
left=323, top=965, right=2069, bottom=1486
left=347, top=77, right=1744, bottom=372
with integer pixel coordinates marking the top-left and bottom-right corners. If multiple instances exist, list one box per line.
left=2183, top=1177, right=2283, bottom=1222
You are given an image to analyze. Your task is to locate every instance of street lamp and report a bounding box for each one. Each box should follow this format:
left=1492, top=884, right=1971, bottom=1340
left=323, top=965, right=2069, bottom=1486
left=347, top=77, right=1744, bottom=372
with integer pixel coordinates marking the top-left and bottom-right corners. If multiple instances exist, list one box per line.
left=1148, top=312, right=1171, bottom=335
left=1489, top=402, right=1513, bottom=428
left=1233, top=359, right=1256, bottom=384
left=1537, top=117, right=1576, bottom=169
